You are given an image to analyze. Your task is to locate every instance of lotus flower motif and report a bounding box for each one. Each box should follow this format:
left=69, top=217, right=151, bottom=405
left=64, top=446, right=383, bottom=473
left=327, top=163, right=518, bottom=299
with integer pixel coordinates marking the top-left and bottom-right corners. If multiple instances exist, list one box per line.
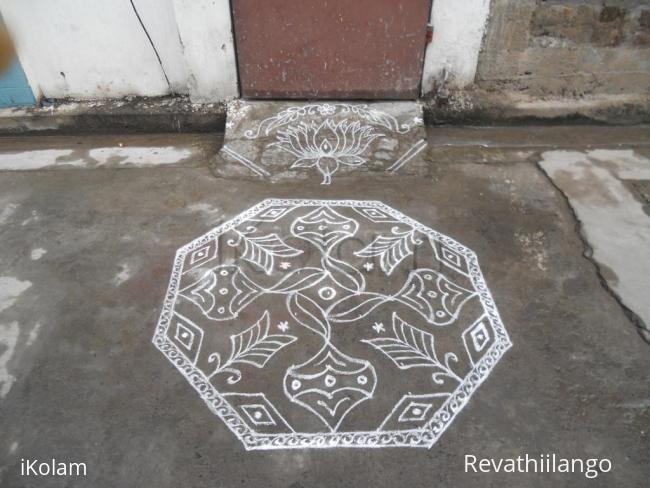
left=270, top=119, right=384, bottom=184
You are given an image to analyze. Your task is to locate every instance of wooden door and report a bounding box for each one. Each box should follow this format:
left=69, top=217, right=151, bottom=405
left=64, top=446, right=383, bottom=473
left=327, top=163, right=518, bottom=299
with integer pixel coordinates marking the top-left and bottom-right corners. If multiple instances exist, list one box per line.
left=231, top=0, right=431, bottom=99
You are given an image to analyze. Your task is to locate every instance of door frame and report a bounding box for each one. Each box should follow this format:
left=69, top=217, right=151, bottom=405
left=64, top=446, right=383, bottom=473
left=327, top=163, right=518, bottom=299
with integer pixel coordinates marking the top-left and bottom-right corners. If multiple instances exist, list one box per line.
left=225, top=0, right=492, bottom=99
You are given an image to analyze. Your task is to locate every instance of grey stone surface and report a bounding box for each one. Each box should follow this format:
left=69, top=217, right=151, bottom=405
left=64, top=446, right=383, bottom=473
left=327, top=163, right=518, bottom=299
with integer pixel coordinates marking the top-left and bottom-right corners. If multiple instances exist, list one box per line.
left=0, top=129, right=648, bottom=486
left=0, top=97, right=226, bottom=136
left=539, top=148, right=650, bottom=340
left=477, top=0, right=650, bottom=97
left=0, top=94, right=647, bottom=137
left=215, top=101, right=427, bottom=184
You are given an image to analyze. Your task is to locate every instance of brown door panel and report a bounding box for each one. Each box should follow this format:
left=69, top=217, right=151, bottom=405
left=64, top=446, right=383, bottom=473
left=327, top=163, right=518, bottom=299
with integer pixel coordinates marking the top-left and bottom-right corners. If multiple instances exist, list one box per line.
left=232, top=0, right=431, bottom=99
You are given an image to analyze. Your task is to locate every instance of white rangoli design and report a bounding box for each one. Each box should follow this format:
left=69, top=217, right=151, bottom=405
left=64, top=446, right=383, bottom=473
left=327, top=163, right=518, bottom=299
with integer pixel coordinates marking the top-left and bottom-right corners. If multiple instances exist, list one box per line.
left=220, top=103, right=427, bottom=185
left=153, top=199, right=512, bottom=450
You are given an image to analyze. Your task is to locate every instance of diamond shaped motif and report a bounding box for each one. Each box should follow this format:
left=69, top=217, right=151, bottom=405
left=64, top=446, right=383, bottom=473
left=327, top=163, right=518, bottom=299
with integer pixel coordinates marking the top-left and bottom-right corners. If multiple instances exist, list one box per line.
left=398, top=402, right=434, bottom=422
left=153, top=199, right=512, bottom=450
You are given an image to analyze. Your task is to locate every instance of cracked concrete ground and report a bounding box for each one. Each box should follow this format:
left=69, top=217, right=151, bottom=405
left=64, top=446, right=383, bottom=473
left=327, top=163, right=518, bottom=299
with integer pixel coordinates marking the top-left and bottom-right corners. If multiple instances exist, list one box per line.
left=0, top=126, right=649, bottom=487
left=538, top=149, right=650, bottom=342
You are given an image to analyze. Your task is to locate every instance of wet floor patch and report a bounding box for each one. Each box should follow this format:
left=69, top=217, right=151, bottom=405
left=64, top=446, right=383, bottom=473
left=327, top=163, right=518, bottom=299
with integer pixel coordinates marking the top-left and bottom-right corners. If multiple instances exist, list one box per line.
left=539, top=149, right=650, bottom=338
left=0, top=133, right=218, bottom=171
left=0, top=276, right=32, bottom=313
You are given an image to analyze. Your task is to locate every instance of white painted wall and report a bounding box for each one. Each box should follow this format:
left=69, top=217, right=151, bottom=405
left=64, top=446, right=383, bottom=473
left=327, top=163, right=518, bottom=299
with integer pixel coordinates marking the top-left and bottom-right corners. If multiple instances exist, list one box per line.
left=421, top=0, right=492, bottom=95
left=130, top=0, right=189, bottom=94
left=0, top=0, right=180, bottom=99
left=171, top=0, right=239, bottom=103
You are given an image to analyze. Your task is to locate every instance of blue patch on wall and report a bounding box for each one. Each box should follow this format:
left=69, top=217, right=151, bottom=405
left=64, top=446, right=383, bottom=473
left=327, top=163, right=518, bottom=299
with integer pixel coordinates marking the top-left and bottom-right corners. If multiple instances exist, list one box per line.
left=0, top=58, right=35, bottom=107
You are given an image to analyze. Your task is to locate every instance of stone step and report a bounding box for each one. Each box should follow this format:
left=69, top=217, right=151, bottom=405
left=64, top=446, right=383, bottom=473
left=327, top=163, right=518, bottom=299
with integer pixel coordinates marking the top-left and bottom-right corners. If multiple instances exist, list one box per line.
left=213, top=100, right=428, bottom=185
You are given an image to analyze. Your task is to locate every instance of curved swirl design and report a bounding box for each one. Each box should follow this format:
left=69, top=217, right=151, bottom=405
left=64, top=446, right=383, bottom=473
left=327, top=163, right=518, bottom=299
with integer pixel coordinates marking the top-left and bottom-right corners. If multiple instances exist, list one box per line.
left=152, top=199, right=512, bottom=450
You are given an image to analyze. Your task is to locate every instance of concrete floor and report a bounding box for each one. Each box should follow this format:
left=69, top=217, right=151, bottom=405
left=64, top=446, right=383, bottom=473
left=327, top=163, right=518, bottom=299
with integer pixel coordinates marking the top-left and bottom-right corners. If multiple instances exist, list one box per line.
left=0, top=126, right=649, bottom=487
